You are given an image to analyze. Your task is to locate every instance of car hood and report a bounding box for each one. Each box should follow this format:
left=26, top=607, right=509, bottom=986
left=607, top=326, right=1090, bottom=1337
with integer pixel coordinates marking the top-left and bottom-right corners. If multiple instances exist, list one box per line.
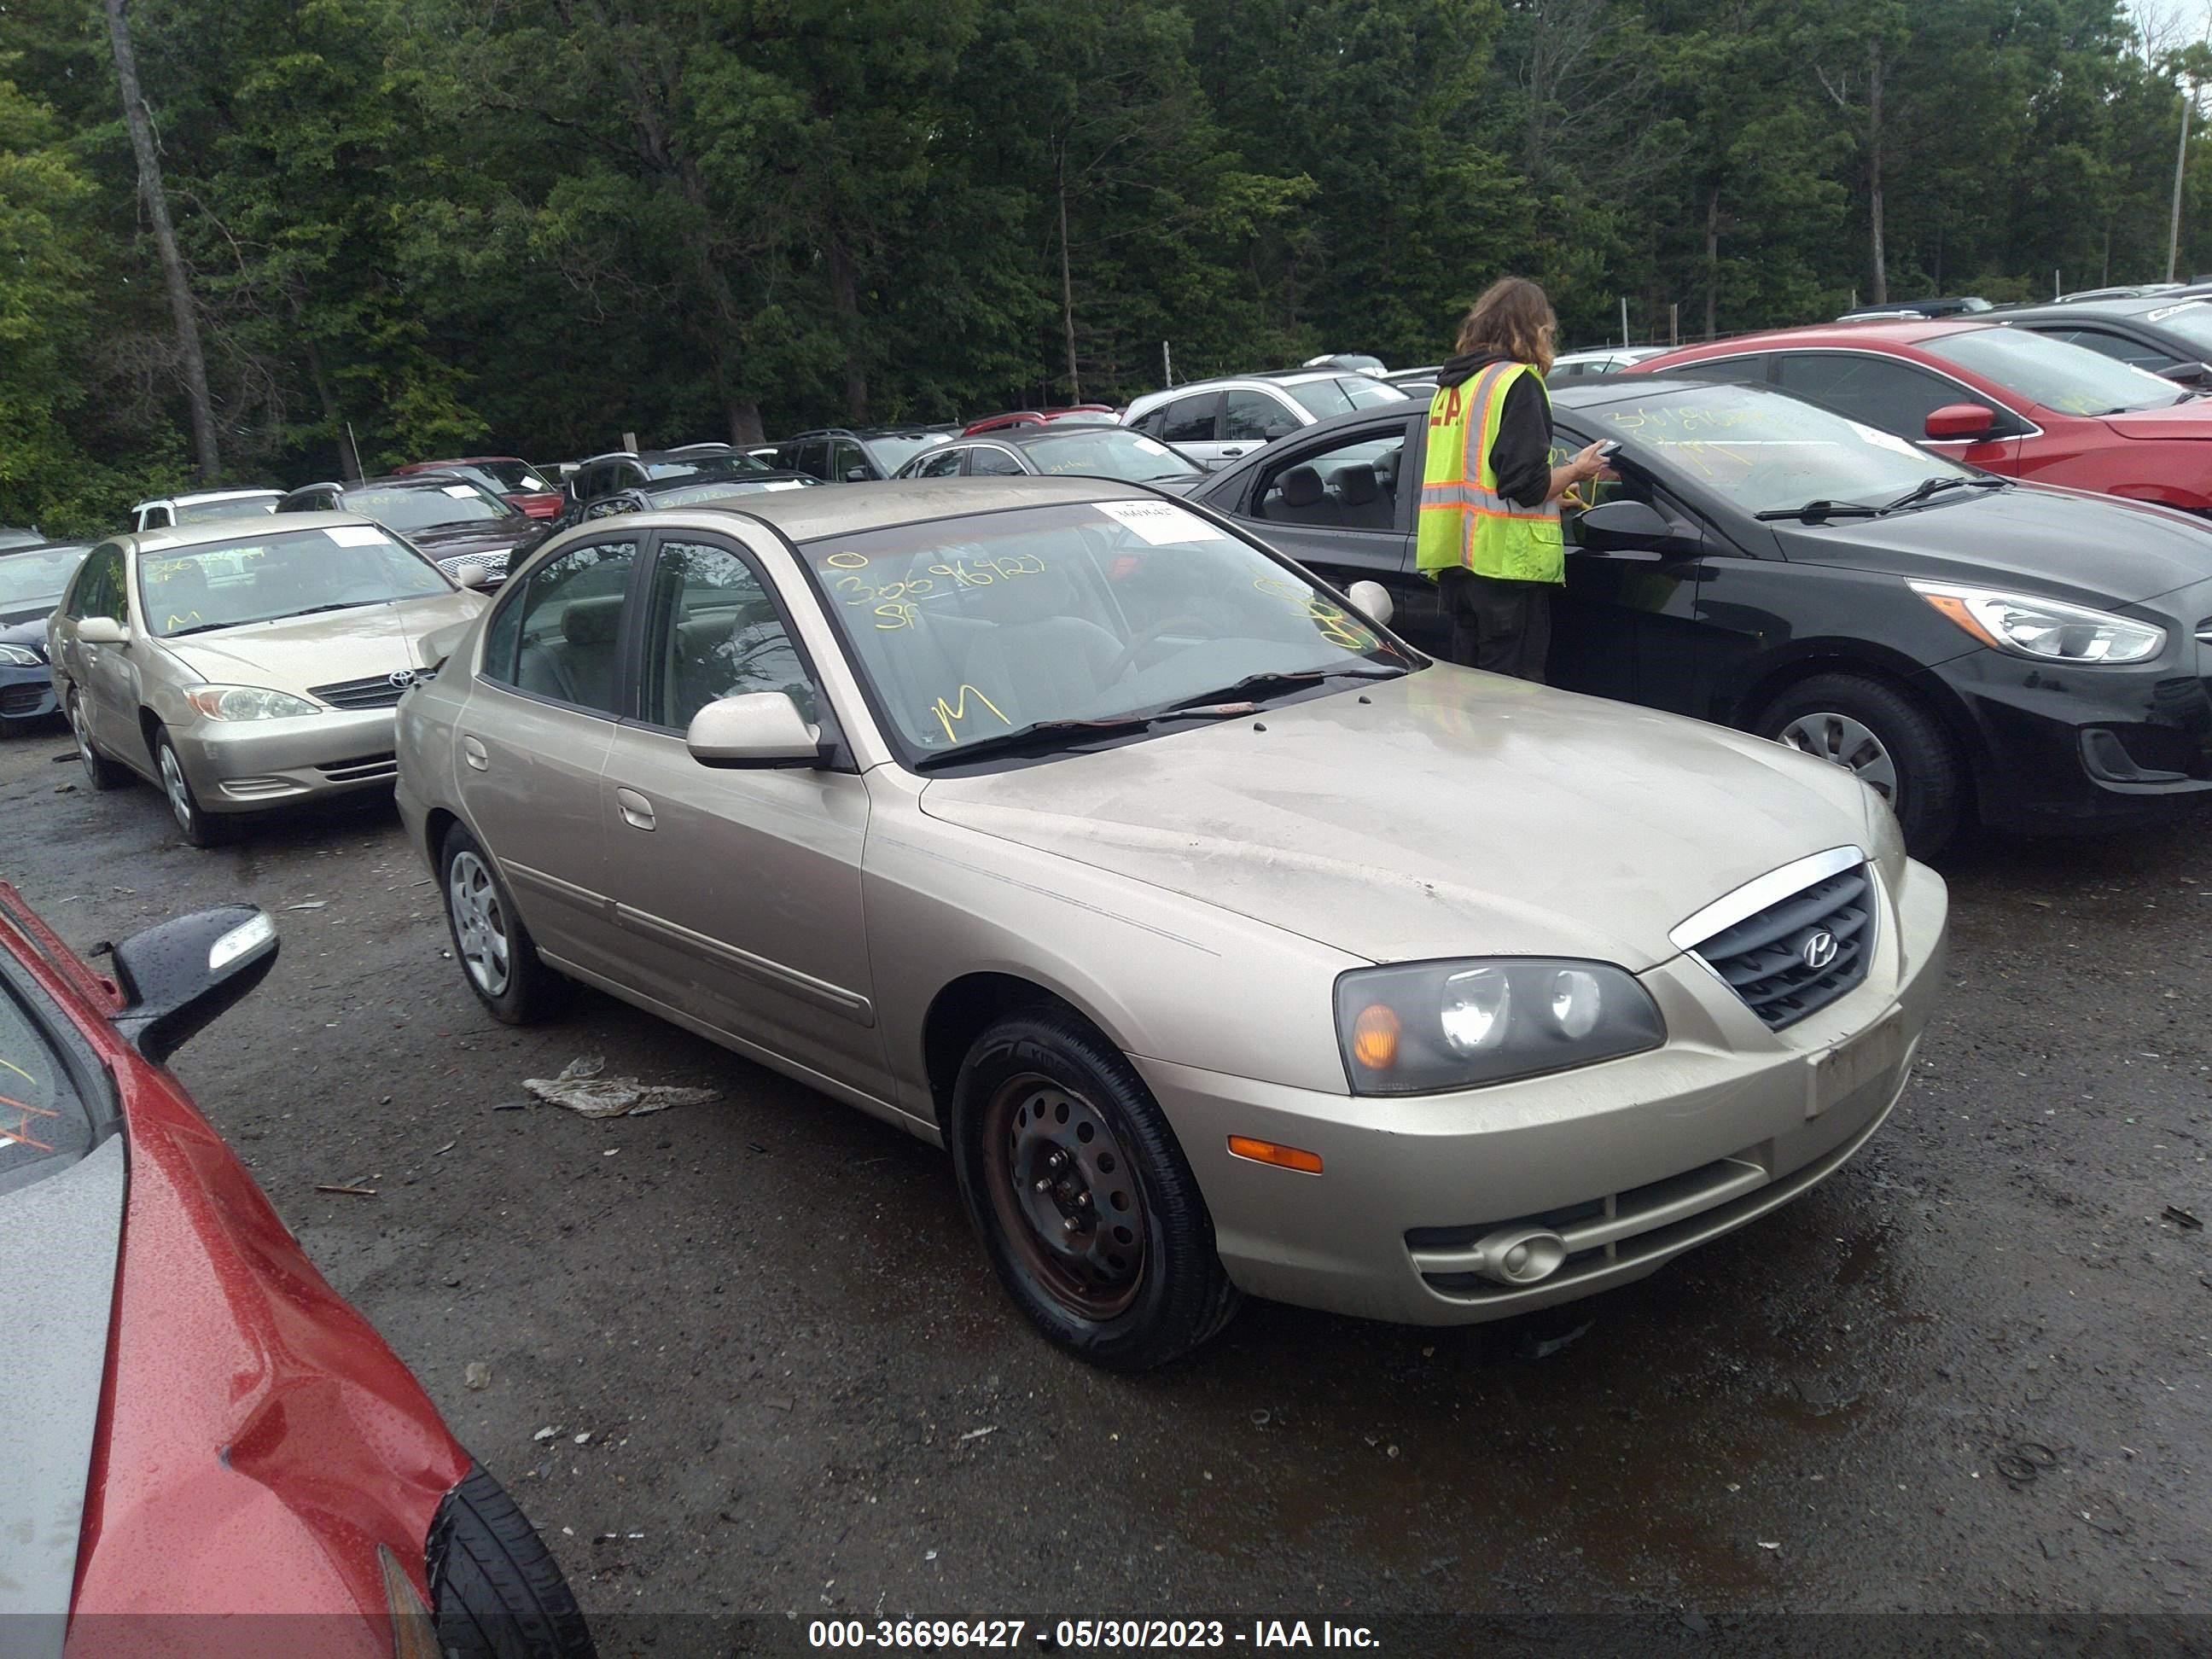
left=158, top=591, right=484, bottom=696
left=1769, top=483, right=2212, bottom=606
left=0, top=612, right=49, bottom=645
left=2098, top=399, right=2212, bottom=439
left=918, top=667, right=1873, bottom=971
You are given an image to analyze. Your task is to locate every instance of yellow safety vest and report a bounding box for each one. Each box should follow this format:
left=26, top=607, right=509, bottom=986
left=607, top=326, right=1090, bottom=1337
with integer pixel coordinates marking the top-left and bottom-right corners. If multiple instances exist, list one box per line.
left=1416, top=361, right=1564, bottom=585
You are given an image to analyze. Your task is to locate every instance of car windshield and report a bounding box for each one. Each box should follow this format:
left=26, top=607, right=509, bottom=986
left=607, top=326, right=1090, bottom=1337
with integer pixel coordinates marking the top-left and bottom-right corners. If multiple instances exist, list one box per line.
left=1287, top=377, right=1408, bottom=418
left=0, top=971, right=93, bottom=1198
left=649, top=478, right=817, bottom=507
left=349, top=484, right=516, bottom=529
left=800, top=498, right=1409, bottom=762
left=863, top=434, right=952, bottom=472
left=0, top=546, right=91, bottom=608
left=1022, top=430, right=1204, bottom=482
left=463, top=460, right=555, bottom=493
left=138, top=525, right=451, bottom=637
left=1920, top=327, right=2180, bottom=415
left=2138, top=300, right=2212, bottom=352
left=173, top=495, right=280, bottom=525
left=1592, top=384, right=1970, bottom=513
left=642, top=453, right=775, bottom=483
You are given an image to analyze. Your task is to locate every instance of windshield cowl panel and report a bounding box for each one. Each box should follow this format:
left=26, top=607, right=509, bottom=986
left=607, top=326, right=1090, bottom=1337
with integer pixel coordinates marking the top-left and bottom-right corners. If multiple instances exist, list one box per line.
left=797, top=498, right=1412, bottom=769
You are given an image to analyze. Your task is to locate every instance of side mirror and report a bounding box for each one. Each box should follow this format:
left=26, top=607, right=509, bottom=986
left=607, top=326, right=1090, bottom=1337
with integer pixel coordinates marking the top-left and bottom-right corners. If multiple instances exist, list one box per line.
left=452, top=565, right=490, bottom=590
left=111, top=905, right=278, bottom=1063
left=77, top=616, right=128, bottom=646
left=1924, top=402, right=2000, bottom=440
left=1347, top=579, right=1395, bottom=628
left=1263, top=422, right=1297, bottom=441
left=1578, top=498, right=1703, bottom=556
left=842, top=466, right=872, bottom=483
left=686, top=691, right=824, bottom=769
left=2163, top=363, right=2212, bottom=390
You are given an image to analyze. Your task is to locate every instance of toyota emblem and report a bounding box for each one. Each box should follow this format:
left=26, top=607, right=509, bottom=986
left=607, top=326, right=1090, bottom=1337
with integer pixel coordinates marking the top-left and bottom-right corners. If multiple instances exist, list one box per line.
left=1800, top=930, right=1839, bottom=971
left=387, top=668, right=418, bottom=690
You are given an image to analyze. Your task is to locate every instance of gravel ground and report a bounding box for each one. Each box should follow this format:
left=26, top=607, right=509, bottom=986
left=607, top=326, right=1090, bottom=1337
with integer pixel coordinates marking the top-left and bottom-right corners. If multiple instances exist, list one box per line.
left=4, top=724, right=2208, bottom=1634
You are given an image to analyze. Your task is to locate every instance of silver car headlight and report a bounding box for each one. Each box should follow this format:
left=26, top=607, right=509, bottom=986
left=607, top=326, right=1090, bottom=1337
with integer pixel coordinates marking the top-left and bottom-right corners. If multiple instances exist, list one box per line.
left=0, top=643, right=42, bottom=666
left=1910, top=581, right=2165, bottom=664
left=1334, top=958, right=1665, bottom=1096
left=184, top=684, right=323, bottom=720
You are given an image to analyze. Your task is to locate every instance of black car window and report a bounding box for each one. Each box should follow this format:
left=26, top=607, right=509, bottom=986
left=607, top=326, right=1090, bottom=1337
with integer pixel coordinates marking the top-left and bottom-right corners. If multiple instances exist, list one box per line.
left=641, top=538, right=817, bottom=731
left=968, top=445, right=1026, bottom=477
left=1224, top=390, right=1298, bottom=443
left=1775, top=352, right=1977, bottom=436
left=1254, top=428, right=1409, bottom=533
left=67, top=544, right=125, bottom=622
left=1668, top=355, right=1770, bottom=385
left=484, top=538, right=639, bottom=713
left=794, top=439, right=832, bottom=481
left=2042, top=327, right=2187, bottom=376
left=831, top=439, right=875, bottom=482
left=910, top=446, right=965, bottom=479
left=1159, top=394, right=1220, bottom=445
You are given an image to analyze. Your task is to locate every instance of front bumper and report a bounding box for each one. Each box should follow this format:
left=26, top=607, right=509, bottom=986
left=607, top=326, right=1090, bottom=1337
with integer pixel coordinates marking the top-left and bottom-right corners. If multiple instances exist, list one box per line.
left=1138, top=858, right=1948, bottom=1327
left=1, top=661, right=58, bottom=724
left=1924, top=634, right=2212, bottom=833
left=171, top=707, right=401, bottom=814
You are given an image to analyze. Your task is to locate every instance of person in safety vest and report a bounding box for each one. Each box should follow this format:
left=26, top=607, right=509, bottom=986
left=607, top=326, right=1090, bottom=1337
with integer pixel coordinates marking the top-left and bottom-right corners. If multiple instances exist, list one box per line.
left=1417, top=277, right=1610, bottom=681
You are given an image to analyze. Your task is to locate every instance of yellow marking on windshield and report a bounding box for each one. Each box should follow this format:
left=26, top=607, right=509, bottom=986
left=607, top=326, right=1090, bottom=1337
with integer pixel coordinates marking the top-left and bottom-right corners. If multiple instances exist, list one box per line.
left=824, top=551, right=870, bottom=569
left=932, top=684, right=1011, bottom=742
left=0, top=1054, right=33, bottom=1083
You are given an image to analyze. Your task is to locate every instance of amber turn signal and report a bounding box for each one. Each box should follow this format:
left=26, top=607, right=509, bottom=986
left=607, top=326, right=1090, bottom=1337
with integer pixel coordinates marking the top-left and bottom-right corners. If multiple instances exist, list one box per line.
left=1350, top=1003, right=1400, bottom=1069
left=1227, top=1135, right=1324, bottom=1174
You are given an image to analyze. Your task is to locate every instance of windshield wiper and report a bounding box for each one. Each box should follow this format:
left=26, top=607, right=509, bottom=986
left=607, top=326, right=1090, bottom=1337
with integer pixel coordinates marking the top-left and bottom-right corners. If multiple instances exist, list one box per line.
left=911, top=705, right=1253, bottom=770
left=1875, top=475, right=2008, bottom=513
left=1751, top=499, right=1883, bottom=523
left=1164, top=664, right=1405, bottom=712
left=288, top=600, right=387, bottom=616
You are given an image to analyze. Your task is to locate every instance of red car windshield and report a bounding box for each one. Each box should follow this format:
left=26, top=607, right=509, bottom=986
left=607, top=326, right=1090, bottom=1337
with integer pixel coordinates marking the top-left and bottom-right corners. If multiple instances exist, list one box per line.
left=465, top=461, right=556, bottom=494
left=0, top=970, right=93, bottom=1197
left=1921, top=328, right=2180, bottom=416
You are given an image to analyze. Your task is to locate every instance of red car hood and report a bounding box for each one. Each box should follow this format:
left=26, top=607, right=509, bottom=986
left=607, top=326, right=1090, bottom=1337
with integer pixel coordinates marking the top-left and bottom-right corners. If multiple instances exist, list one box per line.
left=2099, top=399, right=2212, bottom=439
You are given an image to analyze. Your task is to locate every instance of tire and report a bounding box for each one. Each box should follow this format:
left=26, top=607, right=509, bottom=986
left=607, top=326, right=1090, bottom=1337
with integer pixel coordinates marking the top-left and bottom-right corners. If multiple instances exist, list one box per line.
left=152, top=727, right=227, bottom=847
left=949, top=1008, right=1240, bottom=1371
left=439, top=824, right=571, bottom=1024
left=428, top=1464, right=597, bottom=1659
left=68, top=693, right=125, bottom=791
left=1756, top=672, right=1964, bottom=857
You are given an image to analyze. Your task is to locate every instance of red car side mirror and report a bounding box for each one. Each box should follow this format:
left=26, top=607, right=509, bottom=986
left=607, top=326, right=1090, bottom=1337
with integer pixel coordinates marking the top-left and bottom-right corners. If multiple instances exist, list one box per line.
left=1925, top=403, right=1999, bottom=440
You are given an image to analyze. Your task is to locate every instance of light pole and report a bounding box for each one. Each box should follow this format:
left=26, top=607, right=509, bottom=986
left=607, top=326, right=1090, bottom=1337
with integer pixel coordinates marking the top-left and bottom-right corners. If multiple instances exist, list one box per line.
left=2169, top=79, right=2194, bottom=281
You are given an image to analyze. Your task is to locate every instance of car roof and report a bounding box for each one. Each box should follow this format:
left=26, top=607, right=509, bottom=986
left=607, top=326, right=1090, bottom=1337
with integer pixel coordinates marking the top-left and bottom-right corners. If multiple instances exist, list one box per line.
left=1548, top=375, right=1772, bottom=412
left=959, top=425, right=1147, bottom=448
left=1650, top=318, right=1993, bottom=357
left=2001, top=294, right=2212, bottom=323
left=672, top=474, right=1154, bottom=543
left=131, top=487, right=282, bottom=509
left=1, top=538, right=94, bottom=556
left=124, top=510, right=390, bottom=554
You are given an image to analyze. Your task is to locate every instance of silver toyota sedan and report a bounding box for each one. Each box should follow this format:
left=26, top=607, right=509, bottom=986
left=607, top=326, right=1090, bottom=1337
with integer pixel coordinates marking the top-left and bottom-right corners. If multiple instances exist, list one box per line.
left=395, top=479, right=1948, bottom=1369
left=48, top=514, right=486, bottom=845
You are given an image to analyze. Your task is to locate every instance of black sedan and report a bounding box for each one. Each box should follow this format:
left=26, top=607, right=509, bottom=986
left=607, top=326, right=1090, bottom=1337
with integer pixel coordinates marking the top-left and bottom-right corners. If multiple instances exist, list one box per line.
left=1187, top=378, right=2212, bottom=853
left=276, top=474, right=538, bottom=585
left=1995, top=294, right=2212, bottom=390
left=0, top=540, right=92, bottom=734
left=891, top=424, right=1207, bottom=491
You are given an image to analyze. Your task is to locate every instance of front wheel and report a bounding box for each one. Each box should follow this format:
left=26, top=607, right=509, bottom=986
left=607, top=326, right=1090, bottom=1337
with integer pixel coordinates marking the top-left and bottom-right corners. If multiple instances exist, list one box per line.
left=154, top=728, right=225, bottom=847
left=1756, top=672, right=1963, bottom=856
left=949, top=1010, right=1239, bottom=1371
left=428, top=1464, right=597, bottom=1658
left=440, top=824, right=570, bottom=1024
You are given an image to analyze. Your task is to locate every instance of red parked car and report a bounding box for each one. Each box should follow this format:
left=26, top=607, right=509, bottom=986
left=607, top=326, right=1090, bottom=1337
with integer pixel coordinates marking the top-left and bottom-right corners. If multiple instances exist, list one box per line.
left=0, top=884, right=593, bottom=1657
left=960, top=405, right=1120, bottom=435
left=1633, top=319, right=2212, bottom=514
left=396, top=457, right=565, bottom=519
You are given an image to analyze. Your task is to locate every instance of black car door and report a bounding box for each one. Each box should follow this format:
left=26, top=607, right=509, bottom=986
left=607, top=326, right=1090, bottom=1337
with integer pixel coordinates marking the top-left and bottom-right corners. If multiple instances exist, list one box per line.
left=1229, top=413, right=1426, bottom=628
left=1549, top=416, right=1750, bottom=713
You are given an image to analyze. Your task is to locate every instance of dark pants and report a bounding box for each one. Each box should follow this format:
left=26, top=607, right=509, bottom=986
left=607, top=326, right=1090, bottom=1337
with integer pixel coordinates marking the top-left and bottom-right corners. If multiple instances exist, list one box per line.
left=1437, top=568, right=1554, bottom=682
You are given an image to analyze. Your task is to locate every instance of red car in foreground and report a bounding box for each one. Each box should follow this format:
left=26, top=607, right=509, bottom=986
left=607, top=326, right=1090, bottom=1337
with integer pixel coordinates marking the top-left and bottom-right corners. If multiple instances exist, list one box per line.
left=396, top=457, right=565, bottom=519
left=0, top=884, right=592, bottom=1657
left=1634, top=319, right=2212, bottom=513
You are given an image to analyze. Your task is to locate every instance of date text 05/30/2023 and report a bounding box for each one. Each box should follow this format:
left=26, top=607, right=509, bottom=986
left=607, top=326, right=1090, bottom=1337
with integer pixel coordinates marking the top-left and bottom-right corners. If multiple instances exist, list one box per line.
left=806, top=1620, right=1381, bottom=1650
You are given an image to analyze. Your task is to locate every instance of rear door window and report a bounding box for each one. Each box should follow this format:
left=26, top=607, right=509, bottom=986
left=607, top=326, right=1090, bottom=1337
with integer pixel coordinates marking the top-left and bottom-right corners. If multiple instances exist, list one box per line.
left=1159, top=394, right=1220, bottom=445
left=1254, top=427, right=1412, bottom=532
left=482, top=538, right=640, bottom=713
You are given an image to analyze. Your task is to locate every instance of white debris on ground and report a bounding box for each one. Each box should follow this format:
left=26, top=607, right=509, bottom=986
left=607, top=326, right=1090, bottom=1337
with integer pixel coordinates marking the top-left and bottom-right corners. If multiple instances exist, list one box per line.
left=521, top=1055, right=719, bottom=1119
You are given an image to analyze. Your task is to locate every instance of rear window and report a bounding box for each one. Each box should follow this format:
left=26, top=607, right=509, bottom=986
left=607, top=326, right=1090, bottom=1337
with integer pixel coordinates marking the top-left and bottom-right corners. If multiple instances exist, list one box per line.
left=172, top=495, right=280, bottom=525
left=642, top=454, right=776, bottom=483
left=1286, top=377, right=1409, bottom=417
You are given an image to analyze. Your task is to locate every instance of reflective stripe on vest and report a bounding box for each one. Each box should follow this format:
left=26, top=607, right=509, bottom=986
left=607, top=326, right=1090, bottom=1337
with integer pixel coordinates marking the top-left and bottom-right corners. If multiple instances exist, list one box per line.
left=1416, top=361, right=1564, bottom=584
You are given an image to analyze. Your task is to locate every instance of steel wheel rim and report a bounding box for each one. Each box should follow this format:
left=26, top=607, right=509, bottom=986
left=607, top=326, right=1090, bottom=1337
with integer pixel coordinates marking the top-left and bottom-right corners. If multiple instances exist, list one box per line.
left=73, top=701, right=98, bottom=783
left=981, top=1071, right=1147, bottom=1320
left=158, top=744, right=195, bottom=832
left=1780, top=712, right=1898, bottom=802
left=448, top=850, right=511, bottom=997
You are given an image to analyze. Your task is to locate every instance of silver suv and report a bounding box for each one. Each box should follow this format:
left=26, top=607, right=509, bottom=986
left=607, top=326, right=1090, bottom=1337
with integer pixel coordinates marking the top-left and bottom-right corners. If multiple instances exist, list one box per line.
left=1121, top=372, right=1406, bottom=469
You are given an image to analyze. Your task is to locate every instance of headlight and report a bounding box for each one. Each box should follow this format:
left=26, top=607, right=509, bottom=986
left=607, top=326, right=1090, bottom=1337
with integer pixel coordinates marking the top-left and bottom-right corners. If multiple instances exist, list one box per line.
left=1910, top=581, right=2165, bottom=664
left=184, top=684, right=323, bottom=720
left=1334, top=958, right=1665, bottom=1096
left=0, top=643, right=41, bottom=666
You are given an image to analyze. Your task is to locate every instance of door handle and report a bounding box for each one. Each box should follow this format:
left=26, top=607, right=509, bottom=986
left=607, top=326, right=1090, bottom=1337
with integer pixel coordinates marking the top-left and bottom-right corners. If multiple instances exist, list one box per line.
left=461, top=735, right=489, bottom=771
left=614, top=786, right=656, bottom=831
left=1219, top=447, right=1245, bottom=457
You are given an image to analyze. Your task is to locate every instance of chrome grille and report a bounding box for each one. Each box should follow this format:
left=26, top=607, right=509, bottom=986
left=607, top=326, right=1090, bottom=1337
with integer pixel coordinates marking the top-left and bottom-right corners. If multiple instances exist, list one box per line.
left=309, top=674, right=412, bottom=711
left=1688, top=864, right=1872, bottom=1030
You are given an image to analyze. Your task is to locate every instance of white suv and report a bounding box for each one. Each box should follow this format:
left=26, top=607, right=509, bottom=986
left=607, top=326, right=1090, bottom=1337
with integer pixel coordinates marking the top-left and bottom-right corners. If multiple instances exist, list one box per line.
left=128, top=489, right=284, bottom=533
left=1122, top=372, right=1407, bottom=469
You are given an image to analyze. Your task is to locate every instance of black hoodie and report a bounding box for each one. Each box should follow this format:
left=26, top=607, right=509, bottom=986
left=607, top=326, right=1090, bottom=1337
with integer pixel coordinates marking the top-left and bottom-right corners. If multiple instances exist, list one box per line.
left=1433, top=350, right=1551, bottom=510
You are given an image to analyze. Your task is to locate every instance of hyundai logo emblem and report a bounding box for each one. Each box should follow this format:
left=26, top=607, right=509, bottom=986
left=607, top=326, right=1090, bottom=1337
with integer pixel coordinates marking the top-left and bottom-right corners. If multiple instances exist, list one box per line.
left=1800, top=930, right=1839, bottom=971
left=387, top=668, right=419, bottom=690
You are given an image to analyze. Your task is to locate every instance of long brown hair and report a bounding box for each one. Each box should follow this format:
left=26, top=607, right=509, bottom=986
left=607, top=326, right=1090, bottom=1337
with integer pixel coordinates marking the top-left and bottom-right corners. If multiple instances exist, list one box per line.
left=1454, top=277, right=1557, bottom=374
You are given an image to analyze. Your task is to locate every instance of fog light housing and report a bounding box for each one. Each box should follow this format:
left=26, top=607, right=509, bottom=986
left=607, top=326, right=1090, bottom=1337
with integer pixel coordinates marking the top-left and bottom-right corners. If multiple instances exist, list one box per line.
left=1469, top=1225, right=1568, bottom=1286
